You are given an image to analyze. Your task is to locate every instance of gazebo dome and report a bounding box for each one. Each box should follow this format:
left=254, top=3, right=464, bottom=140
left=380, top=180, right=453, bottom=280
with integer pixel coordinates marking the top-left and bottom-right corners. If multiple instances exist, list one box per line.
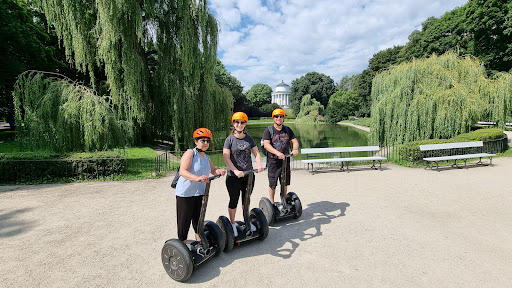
left=275, top=81, right=290, bottom=93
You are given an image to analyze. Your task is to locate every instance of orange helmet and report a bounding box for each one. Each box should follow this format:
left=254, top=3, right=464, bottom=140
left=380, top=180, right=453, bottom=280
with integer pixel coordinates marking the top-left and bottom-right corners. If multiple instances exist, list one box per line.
left=231, top=112, right=248, bottom=123
left=272, top=108, right=286, bottom=118
left=193, top=128, right=212, bottom=139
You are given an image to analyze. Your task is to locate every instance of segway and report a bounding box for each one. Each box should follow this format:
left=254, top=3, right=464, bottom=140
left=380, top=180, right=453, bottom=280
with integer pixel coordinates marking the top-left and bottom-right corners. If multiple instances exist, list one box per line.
left=217, top=169, right=269, bottom=252
left=259, top=154, right=302, bottom=225
left=161, top=174, right=225, bottom=282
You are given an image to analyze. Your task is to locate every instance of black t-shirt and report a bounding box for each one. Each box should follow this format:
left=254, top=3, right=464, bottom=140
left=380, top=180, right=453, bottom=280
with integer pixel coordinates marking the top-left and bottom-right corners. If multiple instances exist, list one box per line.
left=262, top=125, right=296, bottom=160
left=223, top=134, right=257, bottom=176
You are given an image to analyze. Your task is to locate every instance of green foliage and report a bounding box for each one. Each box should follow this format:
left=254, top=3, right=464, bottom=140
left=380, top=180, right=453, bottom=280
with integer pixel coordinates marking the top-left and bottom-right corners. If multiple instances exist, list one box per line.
left=257, top=103, right=281, bottom=117
left=337, top=75, right=359, bottom=91
left=246, top=84, right=273, bottom=107
left=398, top=128, right=506, bottom=162
left=370, top=51, right=512, bottom=146
left=325, top=90, right=360, bottom=123
left=36, top=0, right=232, bottom=149
left=14, top=71, right=131, bottom=152
left=295, top=95, right=325, bottom=124
left=0, top=0, right=63, bottom=129
left=214, top=59, right=244, bottom=111
left=290, top=72, right=336, bottom=114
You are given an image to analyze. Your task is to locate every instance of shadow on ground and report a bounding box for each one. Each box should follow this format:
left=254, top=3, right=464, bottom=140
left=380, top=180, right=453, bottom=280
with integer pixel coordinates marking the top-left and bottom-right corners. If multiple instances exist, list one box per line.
left=0, top=208, right=36, bottom=238
left=183, top=200, right=350, bottom=283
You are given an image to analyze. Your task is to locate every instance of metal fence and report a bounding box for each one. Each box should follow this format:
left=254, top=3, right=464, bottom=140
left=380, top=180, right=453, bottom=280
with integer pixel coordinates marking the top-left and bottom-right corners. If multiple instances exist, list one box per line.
left=1, top=137, right=508, bottom=184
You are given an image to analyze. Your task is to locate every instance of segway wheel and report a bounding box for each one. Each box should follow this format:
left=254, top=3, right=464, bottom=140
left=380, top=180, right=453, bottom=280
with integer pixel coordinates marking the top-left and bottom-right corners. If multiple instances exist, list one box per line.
left=161, top=239, right=194, bottom=282
left=216, top=216, right=234, bottom=252
left=204, top=221, right=225, bottom=256
left=250, top=208, right=269, bottom=240
left=287, top=192, right=302, bottom=219
left=259, top=197, right=275, bottom=225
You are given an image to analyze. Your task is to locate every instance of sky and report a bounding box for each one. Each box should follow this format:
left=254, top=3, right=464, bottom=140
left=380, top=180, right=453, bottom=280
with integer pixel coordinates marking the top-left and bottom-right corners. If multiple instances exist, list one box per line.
left=208, top=0, right=468, bottom=91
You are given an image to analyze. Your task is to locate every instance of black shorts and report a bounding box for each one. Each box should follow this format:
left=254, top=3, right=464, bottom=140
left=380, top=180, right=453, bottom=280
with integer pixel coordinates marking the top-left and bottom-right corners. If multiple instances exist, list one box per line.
left=225, top=175, right=253, bottom=209
left=267, top=159, right=290, bottom=189
left=176, top=195, right=203, bottom=241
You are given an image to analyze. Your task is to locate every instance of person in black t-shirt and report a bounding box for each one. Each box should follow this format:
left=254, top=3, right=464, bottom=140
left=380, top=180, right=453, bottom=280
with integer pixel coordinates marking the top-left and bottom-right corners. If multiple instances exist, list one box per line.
left=262, top=108, right=299, bottom=203
left=223, top=112, right=264, bottom=237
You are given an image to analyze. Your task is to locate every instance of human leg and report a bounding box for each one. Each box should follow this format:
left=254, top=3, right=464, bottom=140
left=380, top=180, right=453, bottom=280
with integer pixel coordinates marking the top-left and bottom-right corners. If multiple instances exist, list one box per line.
left=176, top=196, right=196, bottom=244
left=190, top=195, right=204, bottom=242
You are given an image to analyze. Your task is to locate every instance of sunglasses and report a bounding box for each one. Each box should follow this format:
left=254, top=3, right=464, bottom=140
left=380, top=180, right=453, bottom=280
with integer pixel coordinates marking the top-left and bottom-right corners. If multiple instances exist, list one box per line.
left=273, top=115, right=284, bottom=119
left=233, top=120, right=247, bottom=125
left=198, top=138, right=211, bottom=144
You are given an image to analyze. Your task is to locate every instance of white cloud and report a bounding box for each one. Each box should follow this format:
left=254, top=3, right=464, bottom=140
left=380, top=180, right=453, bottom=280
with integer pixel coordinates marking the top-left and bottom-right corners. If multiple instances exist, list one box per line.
left=209, top=0, right=468, bottom=89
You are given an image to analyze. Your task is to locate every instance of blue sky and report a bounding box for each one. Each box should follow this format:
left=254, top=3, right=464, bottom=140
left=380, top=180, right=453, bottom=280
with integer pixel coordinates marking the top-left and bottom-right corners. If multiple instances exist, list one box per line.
left=208, top=0, right=468, bottom=91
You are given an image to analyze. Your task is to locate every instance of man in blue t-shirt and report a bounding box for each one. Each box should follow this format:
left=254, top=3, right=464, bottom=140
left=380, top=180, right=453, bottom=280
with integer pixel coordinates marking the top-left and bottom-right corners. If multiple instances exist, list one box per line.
left=262, top=108, right=299, bottom=203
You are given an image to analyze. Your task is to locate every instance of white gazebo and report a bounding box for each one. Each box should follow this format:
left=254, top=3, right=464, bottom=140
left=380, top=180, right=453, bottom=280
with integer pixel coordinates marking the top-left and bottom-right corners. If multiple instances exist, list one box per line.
left=271, top=81, right=290, bottom=108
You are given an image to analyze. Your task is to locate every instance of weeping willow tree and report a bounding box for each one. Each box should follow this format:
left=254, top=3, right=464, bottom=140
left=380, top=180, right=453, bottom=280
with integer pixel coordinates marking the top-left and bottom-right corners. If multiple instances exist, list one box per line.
left=14, top=71, right=130, bottom=152
left=17, top=0, right=232, bottom=151
left=295, top=94, right=325, bottom=124
left=370, top=51, right=512, bottom=145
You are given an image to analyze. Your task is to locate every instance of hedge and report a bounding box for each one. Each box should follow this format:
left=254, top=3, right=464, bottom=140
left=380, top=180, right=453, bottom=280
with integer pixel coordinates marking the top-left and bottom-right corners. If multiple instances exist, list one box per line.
left=398, top=128, right=507, bottom=162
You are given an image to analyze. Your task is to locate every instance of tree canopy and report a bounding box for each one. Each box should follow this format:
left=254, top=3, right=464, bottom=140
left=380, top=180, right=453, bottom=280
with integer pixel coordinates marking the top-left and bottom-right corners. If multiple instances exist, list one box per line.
left=370, top=51, right=512, bottom=146
left=14, top=0, right=233, bottom=151
left=289, top=72, right=335, bottom=114
left=245, top=84, right=272, bottom=108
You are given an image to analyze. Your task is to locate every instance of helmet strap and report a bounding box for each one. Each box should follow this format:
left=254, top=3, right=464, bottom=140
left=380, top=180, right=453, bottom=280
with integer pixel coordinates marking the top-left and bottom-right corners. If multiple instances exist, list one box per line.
left=195, top=147, right=204, bottom=153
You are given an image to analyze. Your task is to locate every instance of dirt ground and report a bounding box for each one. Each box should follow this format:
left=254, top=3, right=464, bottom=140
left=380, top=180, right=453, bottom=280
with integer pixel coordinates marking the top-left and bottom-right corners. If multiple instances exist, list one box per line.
left=1, top=157, right=512, bottom=288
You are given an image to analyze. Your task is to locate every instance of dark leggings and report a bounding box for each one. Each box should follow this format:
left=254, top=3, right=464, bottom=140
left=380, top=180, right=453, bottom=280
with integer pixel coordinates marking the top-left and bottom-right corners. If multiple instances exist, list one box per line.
left=176, top=195, right=203, bottom=241
left=225, top=175, right=253, bottom=209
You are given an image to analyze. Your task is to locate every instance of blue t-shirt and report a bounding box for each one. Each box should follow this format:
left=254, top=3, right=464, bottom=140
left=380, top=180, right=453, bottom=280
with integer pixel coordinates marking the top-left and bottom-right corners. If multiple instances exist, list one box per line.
left=223, top=134, right=256, bottom=176
left=175, top=149, right=211, bottom=197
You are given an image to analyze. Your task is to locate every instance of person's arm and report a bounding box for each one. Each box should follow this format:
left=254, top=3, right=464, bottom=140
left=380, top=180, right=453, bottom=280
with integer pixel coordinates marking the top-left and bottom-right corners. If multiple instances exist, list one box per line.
left=264, top=140, right=285, bottom=159
left=223, top=148, right=243, bottom=177
left=291, top=138, right=299, bottom=156
left=209, top=159, right=226, bottom=176
left=179, top=150, right=209, bottom=183
left=252, top=146, right=264, bottom=172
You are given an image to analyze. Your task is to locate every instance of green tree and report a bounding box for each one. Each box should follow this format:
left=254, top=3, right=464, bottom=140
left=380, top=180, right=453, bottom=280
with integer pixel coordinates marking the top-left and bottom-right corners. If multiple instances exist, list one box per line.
left=325, top=90, right=360, bottom=123
left=370, top=51, right=512, bottom=146
left=337, top=75, right=359, bottom=91
left=214, top=59, right=245, bottom=112
left=246, top=83, right=272, bottom=108
left=295, top=94, right=325, bottom=124
left=0, top=0, right=61, bottom=130
left=353, top=68, right=375, bottom=117
left=22, top=0, right=232, bottom=150
left=290, top=72, right=335, bottom=114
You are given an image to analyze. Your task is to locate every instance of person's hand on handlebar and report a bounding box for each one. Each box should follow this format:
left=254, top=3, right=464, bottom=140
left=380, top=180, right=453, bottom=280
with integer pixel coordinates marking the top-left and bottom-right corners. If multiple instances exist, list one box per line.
left=234, top=170, right=245, bottom=178
left=215, top=168, right=226, bottom=176
left=196, top=175, right=210, bottom=183
left=257, top=165, right=264, bottom=173
left=277, top=153, right=285, bottom=160
left=292, top=149, right=299, bottom=157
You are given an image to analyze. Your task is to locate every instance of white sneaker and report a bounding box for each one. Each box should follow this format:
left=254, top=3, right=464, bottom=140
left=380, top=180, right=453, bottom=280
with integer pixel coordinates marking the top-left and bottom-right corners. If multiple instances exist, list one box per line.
left=231, top=223, right=238, bottom=237
left=250, top=223, right=257, bottom=231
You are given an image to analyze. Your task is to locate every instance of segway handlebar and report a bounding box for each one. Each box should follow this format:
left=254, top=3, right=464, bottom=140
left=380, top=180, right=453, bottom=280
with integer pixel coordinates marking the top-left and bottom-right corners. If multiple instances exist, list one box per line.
left=197, top=174, right=222, bottom=182
left=242, top=168, right=266, bottom=176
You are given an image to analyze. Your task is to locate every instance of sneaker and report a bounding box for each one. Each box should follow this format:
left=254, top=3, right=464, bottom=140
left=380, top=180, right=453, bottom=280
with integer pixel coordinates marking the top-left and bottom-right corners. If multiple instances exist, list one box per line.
left=231, top=223, right=238, bottom=237
left=250, top=223, right=257, bottom=231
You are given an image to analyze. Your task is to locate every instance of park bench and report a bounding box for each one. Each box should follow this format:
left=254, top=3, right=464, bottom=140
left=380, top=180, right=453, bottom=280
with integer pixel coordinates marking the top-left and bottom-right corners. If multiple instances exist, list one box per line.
left=420, top=141, right=496, bottom=171
left=301, top=146, right=387, bottom=173
left=474, top=121, right=512, bottom=129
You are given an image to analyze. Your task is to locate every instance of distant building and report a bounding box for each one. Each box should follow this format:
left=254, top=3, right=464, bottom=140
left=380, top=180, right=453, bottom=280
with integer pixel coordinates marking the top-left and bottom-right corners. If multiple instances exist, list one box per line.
left=271, top=81, right=290, bottom=108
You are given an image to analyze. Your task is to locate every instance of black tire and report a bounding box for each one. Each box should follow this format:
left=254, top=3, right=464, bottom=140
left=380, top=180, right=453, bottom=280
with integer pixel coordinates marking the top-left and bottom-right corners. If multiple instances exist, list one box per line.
left=204, top=221, right=225, bottom=256
left=216, top=216, right=234, bottom=252
left=287, top=192, right=302, bottom=219
left=259, top=197, right=275, bottom=225
left=250, top=208, right=269, bottom=240
left=161, top=239, right=194, bottom=282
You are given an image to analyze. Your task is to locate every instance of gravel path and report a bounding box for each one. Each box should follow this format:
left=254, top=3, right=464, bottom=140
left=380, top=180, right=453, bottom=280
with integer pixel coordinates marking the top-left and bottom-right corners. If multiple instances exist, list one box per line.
left=1, top=157, right=512, bottom=287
